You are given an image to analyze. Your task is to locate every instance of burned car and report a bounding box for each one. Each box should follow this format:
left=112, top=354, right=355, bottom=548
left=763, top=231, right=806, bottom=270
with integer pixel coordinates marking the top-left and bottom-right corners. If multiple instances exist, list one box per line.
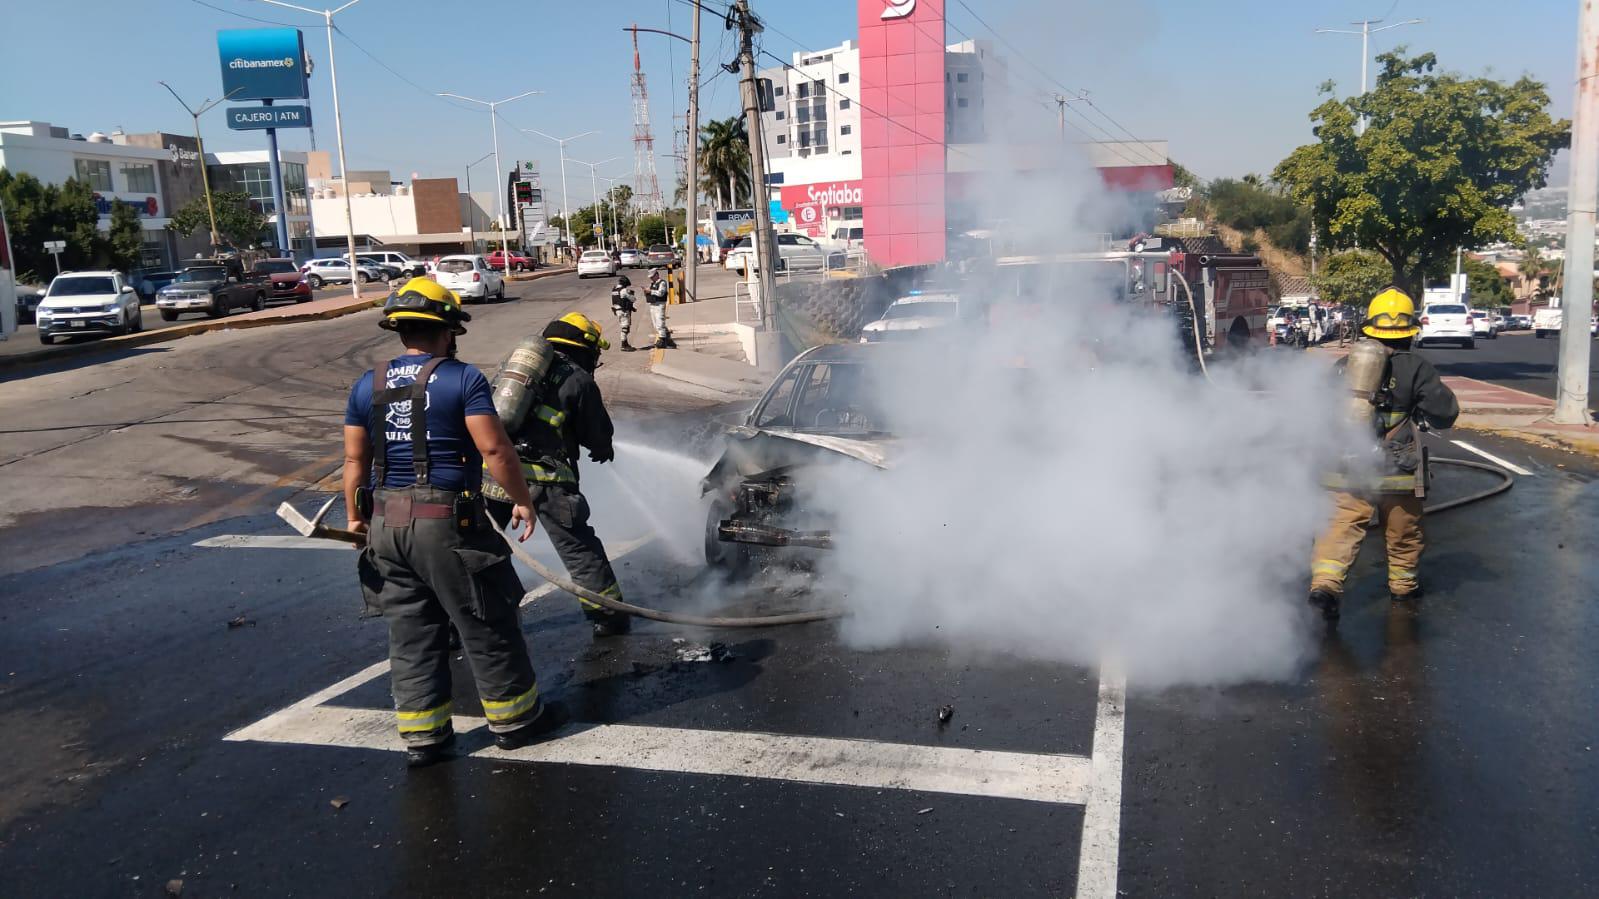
left=702, top=343, right=897, bottom=570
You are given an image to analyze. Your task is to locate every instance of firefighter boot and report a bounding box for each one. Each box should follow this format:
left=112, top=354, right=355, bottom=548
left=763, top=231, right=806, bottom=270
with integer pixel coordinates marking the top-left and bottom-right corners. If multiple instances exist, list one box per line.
left=405, top=731, right=457, bottom=768
left=493, top=701, right=569, bottom=750
left=1308, top=589, right=1341, bottom=622
left=1391, top=585, right=1424, bottom=604
left=591, top=612, right=633, bottom=638
left=620, top=341, right=638, bottom=352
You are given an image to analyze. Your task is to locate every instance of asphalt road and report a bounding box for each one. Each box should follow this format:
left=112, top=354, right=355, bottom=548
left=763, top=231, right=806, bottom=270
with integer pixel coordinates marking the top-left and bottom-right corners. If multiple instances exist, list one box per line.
left=0, top=286, right=352, bottom=360
left=1, top=284, right=1596, bottom=895
left=1419, top=329, right=1599, bottom=402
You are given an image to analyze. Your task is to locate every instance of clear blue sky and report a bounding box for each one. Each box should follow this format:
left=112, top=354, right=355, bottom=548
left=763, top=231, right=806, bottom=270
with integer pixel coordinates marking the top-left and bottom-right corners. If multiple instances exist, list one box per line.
left=0, top=0, right=1579, bottom=189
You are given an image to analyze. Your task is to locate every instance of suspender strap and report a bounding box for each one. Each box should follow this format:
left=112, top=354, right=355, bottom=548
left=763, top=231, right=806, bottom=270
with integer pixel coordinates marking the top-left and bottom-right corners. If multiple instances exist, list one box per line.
left=368, top=364, right=388, bottom=487
left=368, top=356, right=448, bottom=487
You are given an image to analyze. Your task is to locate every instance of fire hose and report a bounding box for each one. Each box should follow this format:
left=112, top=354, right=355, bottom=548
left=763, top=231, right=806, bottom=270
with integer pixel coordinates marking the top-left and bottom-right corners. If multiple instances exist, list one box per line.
left=1170, top=269, right=1514, bottom=516
left=485, top=509, right=846, bottom=628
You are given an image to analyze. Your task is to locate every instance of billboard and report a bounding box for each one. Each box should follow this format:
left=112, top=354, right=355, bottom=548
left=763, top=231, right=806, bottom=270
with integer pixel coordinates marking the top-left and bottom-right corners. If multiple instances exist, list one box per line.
left=217, top=28, right=310, bottom=101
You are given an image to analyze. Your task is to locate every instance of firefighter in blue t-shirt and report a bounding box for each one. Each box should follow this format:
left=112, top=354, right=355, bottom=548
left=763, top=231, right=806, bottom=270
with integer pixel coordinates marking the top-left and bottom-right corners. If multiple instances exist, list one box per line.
left=343, top=278, right=564, bottom=767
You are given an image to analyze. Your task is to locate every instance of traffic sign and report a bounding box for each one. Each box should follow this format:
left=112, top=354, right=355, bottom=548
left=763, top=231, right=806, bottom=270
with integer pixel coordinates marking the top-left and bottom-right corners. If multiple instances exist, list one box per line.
left=227, top=105, right=312, bottom=130
left=43, top=240, right=65, bottom=252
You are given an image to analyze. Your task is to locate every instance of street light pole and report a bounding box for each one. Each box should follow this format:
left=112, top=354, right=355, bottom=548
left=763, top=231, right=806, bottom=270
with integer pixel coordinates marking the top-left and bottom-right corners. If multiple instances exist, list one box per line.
left=438, top=90, right=543, bottom=279
left=464, top=151, right=493, bottom=252
left=686, top=0, right=702, bottom=300
left=1554, top=0, right=1596, bottom=424
left=158, top=82, right=238, bottom=250
left=570, top=157, right=620, bottom=250
left=521, top=128, right=597, bottom=256
left=1314, top=18, right=1424, bottom=135
left=257, top=0, right=367, bottom=298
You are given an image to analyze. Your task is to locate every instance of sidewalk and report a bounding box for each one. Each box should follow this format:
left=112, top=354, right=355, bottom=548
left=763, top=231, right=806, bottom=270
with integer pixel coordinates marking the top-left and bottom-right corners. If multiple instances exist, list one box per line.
left=648, top=266, right=767, bottom=398
left=0, top=267, right=574, bottom=372
left=1444, top=376, right=1599, bottom=456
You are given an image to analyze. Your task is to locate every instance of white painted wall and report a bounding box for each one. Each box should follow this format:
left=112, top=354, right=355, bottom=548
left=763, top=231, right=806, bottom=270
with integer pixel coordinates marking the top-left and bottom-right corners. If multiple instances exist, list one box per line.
left=0, top=130, right=173, bottom=227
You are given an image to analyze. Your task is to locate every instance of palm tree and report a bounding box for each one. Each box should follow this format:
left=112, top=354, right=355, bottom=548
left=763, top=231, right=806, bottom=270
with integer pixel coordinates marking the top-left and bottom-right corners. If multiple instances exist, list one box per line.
left=1520, top=245, right=1547, bottom=300
left=698, top=116, right=751, bottom=210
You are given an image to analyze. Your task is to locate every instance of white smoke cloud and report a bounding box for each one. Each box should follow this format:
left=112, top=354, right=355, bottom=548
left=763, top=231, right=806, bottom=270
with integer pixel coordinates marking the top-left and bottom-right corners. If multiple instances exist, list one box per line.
left=799, top=133, right=1362, bottom=688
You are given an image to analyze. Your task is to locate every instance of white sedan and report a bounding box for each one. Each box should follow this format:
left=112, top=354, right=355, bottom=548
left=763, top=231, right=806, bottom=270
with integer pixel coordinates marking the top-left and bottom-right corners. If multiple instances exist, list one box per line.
left=859, top=292, right=961, bottom=342
left=577, top=250, right=618, bottom=279
left=432, top=254, right=505, bottom=303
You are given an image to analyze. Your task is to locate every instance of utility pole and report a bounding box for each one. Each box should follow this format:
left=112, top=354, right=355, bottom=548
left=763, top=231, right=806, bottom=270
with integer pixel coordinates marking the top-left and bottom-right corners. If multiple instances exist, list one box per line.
left=158, top=82, right=236, bottom=250
left=570, top=157, right=621, bottom=249
left=439, top=90, right=543, bottom=278
left=685, top=0, right=702, bottom=301
left=259, top=0, right=367, bottom=298
left=1554, top=0, right=1596, bottom=425
left=522, top=128, right=597, bottom=255
left=464, top=151, right=493, bottom=251
left=733, top=0, right=778, bottom=345
left=1315, top=17, right=1423, bottom=134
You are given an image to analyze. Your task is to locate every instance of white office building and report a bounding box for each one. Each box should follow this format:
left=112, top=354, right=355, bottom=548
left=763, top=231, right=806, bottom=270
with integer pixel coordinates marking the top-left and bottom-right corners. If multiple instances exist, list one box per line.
left=0, top=121, right=180, bottom=267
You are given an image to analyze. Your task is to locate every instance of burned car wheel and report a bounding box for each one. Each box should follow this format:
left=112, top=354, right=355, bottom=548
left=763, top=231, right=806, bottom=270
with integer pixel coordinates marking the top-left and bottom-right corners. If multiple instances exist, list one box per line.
left=704, top=498, right=749, bottom=573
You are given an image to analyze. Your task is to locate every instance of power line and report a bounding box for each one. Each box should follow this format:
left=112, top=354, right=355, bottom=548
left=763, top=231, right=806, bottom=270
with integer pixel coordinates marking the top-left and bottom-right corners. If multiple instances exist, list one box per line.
left=185, top=0, right=301, bottom=27
left=332, top=24, right=481, bottom=114
left=949, top=0, right=1164, bottom=166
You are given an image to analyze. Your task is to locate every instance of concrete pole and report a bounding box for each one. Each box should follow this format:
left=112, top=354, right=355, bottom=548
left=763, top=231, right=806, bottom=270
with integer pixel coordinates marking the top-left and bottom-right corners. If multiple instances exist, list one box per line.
left=685, top=0, right=702, bottom=301
left=735, top=0, right=777, bottom=333
left=263, top=99, right=293, bottom=256
left=324, top=13, right=361, bottom=300
left=194, top=115, right=222, bottom=249
left=490, top=109, right=511, bottom=277
left=1554, top=0, right=1597, bottom=425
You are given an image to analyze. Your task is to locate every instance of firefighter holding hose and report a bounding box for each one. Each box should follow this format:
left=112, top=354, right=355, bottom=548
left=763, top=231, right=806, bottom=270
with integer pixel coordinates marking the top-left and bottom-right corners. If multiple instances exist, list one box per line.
left=1308, top=288, right=1459, bottom=622
left=484, top=312, right=634, bottom=637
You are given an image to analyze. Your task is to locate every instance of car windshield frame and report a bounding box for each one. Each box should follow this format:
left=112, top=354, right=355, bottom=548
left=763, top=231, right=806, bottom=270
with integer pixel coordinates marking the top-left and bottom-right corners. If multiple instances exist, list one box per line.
left=174, top=268, right=228, bottom=284
left=49, top=276, right=118, bottom=296
left=581, top=251, right=610, bottom=260
left=1426, top=304, right=1468, bottom=315
left=436, top=259, right=474, bottom=274
left=882, top=300, right=958, bottom=321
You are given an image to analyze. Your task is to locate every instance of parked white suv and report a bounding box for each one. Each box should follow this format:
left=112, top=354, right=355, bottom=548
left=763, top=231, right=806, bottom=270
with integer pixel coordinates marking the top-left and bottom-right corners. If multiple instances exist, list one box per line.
left=1418, top=303, right=1474, bottom=349
left=431, top=255, right=505, bottom=303
left=34, top=271, right=144, bottom=344
left=301, top=258, right=384, bottom=289
left=347, top=250, right=426, bottom=278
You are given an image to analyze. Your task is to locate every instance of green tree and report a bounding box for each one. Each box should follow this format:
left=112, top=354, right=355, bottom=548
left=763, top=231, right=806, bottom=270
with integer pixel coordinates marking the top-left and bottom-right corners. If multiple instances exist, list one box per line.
left=1275, top=50, right=1570, bottom=296
left=1314, top=249, right=1393, bottom=308
left=636, top=213, right=668, bottom=246
left=1461, top=257, right=1513, bottom=307
left=104, top=200, right=144, bottom=271
left=1202, top=177, right=1312, bottom=253
left=0, top=169, right=102, bottom=281
left=167, top=190, right=265, bottom=249
left=698, top=116, right=751, bottom=209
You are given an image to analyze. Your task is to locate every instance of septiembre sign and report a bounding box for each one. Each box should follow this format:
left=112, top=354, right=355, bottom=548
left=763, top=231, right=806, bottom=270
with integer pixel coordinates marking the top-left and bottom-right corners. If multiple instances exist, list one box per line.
left=217, top=28, right=309, bottom=101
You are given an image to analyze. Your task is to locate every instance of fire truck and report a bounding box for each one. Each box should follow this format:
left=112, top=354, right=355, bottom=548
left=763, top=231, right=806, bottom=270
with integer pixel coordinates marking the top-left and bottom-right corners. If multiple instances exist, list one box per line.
left=988, top=235, right=1274, bottom=365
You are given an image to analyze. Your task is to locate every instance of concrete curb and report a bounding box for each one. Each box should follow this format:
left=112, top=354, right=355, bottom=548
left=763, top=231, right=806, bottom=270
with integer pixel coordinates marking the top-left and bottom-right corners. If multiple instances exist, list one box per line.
left=650, top=347, right=767, bottom=397
left=0, top=267, right=576, bottom=373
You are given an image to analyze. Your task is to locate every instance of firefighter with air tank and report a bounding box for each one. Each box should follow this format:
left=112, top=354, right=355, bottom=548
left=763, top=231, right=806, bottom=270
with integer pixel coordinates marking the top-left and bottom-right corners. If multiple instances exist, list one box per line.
left=484, top=312, right=634, bottom=637
left=1308, top=287, right=1459, bottom=622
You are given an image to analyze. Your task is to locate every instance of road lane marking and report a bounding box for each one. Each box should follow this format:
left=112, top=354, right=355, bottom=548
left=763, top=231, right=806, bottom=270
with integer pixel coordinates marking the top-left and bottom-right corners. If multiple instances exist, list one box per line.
left=1076, top=669, right=1126, bottom=899
left=224, top=532, right=1123, bottom=889
left=194, top=535, right=356, bottom=550
left=1449, top=439, right=1534, bottom=476
left=228, top=705, right=1096, bottom=805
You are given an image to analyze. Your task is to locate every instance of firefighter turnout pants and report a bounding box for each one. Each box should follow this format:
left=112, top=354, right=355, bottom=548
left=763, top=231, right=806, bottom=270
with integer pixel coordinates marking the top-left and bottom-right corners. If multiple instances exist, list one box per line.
left=359, top=487, right=543, bottom=746
left=491, top=484, right=626, bottom=623
left=1310, top=491, right=1425, bottom=598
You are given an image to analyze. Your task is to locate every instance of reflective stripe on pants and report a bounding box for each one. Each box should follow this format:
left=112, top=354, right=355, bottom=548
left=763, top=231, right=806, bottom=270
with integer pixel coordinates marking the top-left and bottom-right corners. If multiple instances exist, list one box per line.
left=396, top=701, right=453, bottom=734
left=1309, top=491, right=1426, bottom=596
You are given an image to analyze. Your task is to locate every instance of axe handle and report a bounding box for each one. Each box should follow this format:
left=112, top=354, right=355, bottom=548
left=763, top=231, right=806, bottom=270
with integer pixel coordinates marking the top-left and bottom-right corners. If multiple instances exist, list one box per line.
left=317, top=526, right=368, bottom=546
